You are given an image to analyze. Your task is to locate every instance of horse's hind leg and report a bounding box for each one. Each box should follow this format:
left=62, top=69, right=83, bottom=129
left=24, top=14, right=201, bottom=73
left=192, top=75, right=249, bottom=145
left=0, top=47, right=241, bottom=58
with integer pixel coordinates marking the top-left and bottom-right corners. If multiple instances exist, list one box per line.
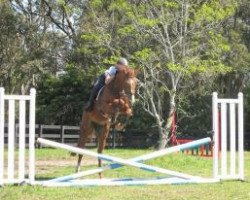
left=97, top=123, right=110, bottom=178
left=76, top=115, right=93, bottom=172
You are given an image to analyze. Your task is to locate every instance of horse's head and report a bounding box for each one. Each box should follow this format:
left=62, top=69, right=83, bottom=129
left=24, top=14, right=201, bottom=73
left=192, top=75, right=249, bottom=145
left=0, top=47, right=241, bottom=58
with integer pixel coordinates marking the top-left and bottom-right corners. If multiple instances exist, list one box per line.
left=113, top=65, right=138, bottom=105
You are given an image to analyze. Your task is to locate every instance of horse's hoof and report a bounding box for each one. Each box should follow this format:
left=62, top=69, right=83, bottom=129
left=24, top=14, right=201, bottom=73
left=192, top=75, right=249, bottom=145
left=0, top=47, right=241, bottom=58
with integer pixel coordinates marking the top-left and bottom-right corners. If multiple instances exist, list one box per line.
left=75, top=167, right=80, bottom=173
left=70, top=152, right=76, bottom=156
left=99, top=173, right=103, bottom=179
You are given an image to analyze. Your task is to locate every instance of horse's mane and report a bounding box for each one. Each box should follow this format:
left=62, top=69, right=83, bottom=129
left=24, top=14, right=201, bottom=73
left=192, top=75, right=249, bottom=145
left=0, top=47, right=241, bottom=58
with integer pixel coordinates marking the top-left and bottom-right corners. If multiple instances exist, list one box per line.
left=115, top=64, right=137, bottom=78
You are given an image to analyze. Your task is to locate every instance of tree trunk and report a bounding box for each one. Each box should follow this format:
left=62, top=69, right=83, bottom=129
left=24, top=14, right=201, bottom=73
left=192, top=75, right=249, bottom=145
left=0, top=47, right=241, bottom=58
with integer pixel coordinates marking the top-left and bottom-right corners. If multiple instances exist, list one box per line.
left=156, top=92, right=176, bottom=149
left=156, top=128, right=168, bottom=149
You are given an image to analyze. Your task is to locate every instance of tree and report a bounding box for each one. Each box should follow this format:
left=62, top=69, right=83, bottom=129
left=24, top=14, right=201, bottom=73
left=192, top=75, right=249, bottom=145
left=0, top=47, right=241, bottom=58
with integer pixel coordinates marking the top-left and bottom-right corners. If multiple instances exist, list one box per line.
left=36, top=65, right=92, bottom=125
left=0, top=0, right=70, bottom=94
left=0, top=0, right=34, bottom=93
left=215, top=0, right=250, bottom=97
left=108, top=0, right=238, bottom=148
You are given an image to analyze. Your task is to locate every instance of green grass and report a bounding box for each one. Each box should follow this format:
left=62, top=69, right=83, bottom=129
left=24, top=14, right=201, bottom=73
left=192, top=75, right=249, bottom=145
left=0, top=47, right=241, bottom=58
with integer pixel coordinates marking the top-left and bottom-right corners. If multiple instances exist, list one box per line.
left=1, top=148, right=250, bottom=200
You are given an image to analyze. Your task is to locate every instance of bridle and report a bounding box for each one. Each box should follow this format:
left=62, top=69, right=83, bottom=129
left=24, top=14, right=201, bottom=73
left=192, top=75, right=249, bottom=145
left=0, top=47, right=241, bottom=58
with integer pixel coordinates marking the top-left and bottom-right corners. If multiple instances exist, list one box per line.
left=109, top=75, right=136, bottom=101
left=95, top=70, right=136, bottom=120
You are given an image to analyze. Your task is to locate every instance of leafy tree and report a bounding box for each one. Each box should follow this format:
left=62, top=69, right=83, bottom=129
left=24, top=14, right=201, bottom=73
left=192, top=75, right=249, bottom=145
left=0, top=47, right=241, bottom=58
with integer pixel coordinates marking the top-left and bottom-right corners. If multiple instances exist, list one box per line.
left=1, top=0, right=250, bottom=147
left=0, top=0, right=27, bottom=93
left=214, top=0, right=250, bottom=97
left=36, top=66, right=92, bottom=125
left=105, top=0, right=238, bottom=148
left=0, top=0, right=67, bottom=94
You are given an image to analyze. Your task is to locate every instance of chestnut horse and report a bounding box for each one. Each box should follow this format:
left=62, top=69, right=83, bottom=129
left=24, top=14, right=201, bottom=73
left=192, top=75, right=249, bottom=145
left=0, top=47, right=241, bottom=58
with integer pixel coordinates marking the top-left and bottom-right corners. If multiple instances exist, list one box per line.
left=76, top=65, right=138, bottom=174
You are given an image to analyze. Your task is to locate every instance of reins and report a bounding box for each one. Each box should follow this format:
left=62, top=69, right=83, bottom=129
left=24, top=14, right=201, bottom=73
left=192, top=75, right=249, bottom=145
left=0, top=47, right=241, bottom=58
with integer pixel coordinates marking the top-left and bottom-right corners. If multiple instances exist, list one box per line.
left=108, top=73, right=135, bottom=99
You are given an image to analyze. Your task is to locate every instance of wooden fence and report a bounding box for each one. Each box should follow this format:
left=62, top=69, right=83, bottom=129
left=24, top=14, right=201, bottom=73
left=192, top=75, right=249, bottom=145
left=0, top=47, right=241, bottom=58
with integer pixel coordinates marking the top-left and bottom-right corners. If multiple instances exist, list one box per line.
left=3, top=124, right=124, bottom=148
left=3, top=124, right=250, bottom=149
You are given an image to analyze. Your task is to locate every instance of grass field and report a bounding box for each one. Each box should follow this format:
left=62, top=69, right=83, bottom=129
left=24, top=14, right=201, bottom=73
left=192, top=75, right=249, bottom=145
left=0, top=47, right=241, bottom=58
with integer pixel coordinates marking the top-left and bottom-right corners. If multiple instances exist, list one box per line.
left=0, top=148, right=250, bottom=200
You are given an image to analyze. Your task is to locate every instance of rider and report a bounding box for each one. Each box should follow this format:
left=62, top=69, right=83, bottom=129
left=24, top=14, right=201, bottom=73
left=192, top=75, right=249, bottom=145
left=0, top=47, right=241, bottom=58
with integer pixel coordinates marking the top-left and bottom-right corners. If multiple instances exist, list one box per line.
left=85, top=58, right=128, bottom=111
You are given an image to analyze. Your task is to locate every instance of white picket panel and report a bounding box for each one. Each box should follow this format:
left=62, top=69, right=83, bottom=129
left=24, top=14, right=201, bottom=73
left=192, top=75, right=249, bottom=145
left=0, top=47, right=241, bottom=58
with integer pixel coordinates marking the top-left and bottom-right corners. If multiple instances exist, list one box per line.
left=0, top=88, right=36, bottom=185
left=212, top=92, right=244, bottom=180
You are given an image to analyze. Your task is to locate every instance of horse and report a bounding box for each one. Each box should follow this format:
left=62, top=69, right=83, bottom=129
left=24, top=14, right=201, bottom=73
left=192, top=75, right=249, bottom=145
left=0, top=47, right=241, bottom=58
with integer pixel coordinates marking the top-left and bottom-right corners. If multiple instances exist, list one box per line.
left=76, top=65, right=138, bottom=176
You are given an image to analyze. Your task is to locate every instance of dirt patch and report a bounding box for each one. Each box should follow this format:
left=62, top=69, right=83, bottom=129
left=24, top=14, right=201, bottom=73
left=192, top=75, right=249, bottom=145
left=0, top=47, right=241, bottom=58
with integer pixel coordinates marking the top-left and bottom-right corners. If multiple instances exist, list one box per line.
left=36, top=156, right=98, bottom=167
left=2, top=157, right=104, bottom=177
left=35, top=157, right=100, bottom=174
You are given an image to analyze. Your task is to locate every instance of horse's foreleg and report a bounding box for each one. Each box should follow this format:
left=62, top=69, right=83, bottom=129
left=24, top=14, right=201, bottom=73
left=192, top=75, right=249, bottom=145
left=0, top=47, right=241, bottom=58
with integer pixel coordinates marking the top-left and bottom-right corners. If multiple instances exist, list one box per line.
left=76, top=133, right=89, bottom=172
left=76, top=155, right=83, bottom=173
left=76, top=134, right=88, bottom=172
left=76, top=117, right=93, bottom=172
left=97, top=124, right=110, bottom=178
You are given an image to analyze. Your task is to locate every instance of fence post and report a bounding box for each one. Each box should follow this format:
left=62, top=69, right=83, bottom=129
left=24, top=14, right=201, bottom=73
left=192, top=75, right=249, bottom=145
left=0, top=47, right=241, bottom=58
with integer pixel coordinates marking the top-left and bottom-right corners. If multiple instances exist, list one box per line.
left=0, top=88, right=5, bottom=185
left=18, top=99, right=26, bottom=182
left=8, top=97, right=15, bottom=181
left=238, top=93, right=244, bottom=180
left=61, top=125, right=65, bottom=143
left=212, top=92, right=219, bottom=179
left=29, top=88, right=36, bottom=183
left=38, top=125, right=43, bottom=148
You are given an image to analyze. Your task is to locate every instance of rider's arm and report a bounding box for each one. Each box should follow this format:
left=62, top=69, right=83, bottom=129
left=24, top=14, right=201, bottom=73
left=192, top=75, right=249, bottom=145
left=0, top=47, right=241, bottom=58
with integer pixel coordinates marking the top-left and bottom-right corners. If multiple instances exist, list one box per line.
left=105, top=66, right=117, bottom=84
left=105, top=74, right=115, bottom=84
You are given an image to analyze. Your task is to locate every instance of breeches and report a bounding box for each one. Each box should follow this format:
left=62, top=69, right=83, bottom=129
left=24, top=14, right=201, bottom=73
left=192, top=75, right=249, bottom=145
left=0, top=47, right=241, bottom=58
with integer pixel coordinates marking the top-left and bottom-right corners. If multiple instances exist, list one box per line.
left=92, top=74, right=105, bottom=97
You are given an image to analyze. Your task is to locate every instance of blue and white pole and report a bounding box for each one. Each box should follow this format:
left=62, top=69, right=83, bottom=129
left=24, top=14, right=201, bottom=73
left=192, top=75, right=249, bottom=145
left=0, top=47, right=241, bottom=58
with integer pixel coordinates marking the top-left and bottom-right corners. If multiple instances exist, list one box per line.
left=37, top=137, right=211, bottom=183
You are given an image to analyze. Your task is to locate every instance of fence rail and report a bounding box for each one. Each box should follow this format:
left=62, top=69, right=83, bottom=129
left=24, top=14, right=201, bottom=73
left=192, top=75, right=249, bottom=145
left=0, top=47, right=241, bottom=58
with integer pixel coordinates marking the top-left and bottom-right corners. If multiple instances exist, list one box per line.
left=3, top=124, right=123, bottom=148
left=2, top=124, right=250, bottom=149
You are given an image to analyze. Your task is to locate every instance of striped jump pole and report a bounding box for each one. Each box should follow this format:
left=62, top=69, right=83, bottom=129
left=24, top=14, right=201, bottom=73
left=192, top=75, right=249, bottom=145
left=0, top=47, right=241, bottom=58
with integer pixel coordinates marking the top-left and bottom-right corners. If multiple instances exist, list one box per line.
left=0, top=88, right=36, bottom=186
left=35, top=176, right=218, bottom=187
left=38, top=137, right=211, bottom=183
left=46, top=137, right=212, bottom=183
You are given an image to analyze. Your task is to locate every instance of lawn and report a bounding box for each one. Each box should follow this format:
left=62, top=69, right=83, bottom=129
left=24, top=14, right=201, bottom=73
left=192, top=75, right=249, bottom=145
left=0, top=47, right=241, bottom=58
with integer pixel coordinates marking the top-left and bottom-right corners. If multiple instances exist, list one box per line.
left=0, top=148, right=250, bottom=200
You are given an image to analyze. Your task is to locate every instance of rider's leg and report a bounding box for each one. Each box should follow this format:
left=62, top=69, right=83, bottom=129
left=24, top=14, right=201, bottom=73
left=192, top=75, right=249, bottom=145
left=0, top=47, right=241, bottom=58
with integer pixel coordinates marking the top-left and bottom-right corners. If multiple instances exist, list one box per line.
left=85, top=84, right=99, bottom=111
left=85, top=74, right=105, bottom=111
